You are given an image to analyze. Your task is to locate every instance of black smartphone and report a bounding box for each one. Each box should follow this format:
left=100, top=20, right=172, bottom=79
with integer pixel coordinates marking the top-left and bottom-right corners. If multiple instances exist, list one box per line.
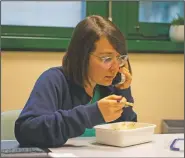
left=112, top=72, right=122, bottom=86
left=112, top=71, right=126, bottom=86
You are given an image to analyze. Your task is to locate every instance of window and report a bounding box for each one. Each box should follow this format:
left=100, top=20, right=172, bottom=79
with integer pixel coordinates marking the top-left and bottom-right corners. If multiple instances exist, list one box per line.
left=139, top=1, right=184, bottom=23
left=112, top=1, right=184, bottom=52
left=2, top=1, right=86, bottom=27
left=2, top=1, right=86, bottom=50
left=127, top=1, right=184, bottom=40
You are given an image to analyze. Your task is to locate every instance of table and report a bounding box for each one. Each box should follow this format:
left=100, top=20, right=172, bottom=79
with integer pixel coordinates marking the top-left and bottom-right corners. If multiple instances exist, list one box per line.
left=49, top=134, right=184, bottom=157
left=1, top=134, right=184, bottom=157
left=1, top=140, right=48, bottom=157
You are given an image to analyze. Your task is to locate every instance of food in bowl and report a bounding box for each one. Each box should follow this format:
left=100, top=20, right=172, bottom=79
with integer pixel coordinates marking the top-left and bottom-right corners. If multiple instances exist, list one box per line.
left=111, top=122, right=136, bottom=130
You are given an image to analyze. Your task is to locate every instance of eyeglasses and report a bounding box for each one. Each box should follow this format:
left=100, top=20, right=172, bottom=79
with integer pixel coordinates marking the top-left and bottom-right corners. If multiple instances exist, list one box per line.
left=91, top=54, right=128, bottom=68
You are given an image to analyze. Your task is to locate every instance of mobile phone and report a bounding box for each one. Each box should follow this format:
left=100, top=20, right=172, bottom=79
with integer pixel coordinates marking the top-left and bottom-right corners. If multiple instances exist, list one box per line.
left=112, top=72, right=126, bottom=86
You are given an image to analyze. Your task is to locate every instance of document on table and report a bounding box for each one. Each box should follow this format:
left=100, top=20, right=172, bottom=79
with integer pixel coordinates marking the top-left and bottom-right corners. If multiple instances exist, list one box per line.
left=48, top=152, right=78, bottom=157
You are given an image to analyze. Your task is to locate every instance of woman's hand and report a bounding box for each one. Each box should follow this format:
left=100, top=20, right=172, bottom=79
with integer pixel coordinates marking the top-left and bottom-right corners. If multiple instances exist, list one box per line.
left=97, top=95, right=127, bottom=122
left=115, top=62, right=132, bottom=89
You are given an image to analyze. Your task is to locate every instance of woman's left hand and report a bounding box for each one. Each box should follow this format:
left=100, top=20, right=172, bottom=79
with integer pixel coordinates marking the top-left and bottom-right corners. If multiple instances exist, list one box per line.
left=115, top=63, right=132, bottom=89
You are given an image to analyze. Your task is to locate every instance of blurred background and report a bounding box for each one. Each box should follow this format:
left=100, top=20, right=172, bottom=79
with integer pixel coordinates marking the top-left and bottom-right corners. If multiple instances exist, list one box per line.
left=1, top=1, right=184, bottom=134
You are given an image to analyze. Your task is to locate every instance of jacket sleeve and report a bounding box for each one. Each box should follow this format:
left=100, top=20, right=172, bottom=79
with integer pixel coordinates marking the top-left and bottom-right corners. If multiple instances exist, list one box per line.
left=113, top=86, right=137, bottom=122
left=14, top=69, right=104, bottom=148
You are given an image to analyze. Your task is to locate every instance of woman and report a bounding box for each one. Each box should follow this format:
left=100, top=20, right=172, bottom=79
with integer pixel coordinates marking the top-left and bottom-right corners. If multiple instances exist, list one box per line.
left=14, top=15, right=137, bottom=148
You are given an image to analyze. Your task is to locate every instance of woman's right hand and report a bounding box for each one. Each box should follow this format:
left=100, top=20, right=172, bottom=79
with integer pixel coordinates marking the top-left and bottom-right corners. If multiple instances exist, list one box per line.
left=97, top=95, right=126, bottom=122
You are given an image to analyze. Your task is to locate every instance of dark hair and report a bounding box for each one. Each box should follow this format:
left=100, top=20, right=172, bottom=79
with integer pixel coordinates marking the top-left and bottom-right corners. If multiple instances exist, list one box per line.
left=63, top=15, right=132, bottom=87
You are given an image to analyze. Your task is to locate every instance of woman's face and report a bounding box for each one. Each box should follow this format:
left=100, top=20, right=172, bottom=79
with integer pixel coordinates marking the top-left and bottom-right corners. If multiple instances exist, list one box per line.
left=88, top=36, right=120, bottom=86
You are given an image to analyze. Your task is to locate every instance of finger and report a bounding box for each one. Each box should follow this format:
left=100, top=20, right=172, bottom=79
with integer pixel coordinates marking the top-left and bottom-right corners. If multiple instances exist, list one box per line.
left=122, top=71, right=132, bottom=84
left=106, top=109, right=123, bottom=122
left=120, top=61, right=129, bottom=69
left=108, top=106, right=123, bottom=114
left=119, top=66, right=129, bottom=73
left=122, top=69, right=132, bottom=79
left=115, top=82, right=130, bottom=89
left=116, top=99, right=127, bottom=109
left=124, top=77, right=132, bottom=84
left=119, top=81, right=131, bottom=89
left=117, top=97, right=127, bottom=104
left=108, top=109, right=123, bottom=120
left=124, top=61, right=129, bottom=69
left=124, top=78, right=132, bottom=87
left=119, top=70, right=132, bottom=82
left=109, top=99, right=126, bottom=110
left=108, top=96, right=126, bottom=104
left=107, top=100, right=125, bottom=107
left=106, top=94, right=122, bottom=100
left=114, top=108, right=123, bottom=116
left=123, top=67, right=129, bottom=72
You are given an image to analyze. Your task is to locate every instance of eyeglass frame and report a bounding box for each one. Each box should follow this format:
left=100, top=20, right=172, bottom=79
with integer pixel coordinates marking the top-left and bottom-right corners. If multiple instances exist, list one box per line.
left=91, top=54, right=128, bottom=68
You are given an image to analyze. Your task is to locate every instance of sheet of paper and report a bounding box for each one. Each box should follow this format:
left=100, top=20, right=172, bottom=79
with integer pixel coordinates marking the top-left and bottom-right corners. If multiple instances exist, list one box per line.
left=48, top=152, right=77, bottom=157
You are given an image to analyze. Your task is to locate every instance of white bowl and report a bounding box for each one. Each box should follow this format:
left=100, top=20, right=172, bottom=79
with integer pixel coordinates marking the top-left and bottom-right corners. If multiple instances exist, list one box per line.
left=94, top=122, right=156, bottom=147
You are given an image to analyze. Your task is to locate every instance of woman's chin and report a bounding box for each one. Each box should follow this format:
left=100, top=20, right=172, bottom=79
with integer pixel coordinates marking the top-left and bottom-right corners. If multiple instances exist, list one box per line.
left=98, top=80, right=113, bottom=86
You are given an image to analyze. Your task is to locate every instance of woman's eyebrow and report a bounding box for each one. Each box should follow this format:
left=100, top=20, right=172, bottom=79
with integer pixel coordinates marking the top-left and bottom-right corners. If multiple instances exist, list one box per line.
left=98, top=52, right=113, bottom=55
left=98, top=52, right=118, bottom=55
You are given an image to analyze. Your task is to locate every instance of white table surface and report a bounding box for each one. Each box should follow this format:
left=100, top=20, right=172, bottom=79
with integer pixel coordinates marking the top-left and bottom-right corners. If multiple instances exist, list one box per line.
left=49, top=134, right=184, bottom=157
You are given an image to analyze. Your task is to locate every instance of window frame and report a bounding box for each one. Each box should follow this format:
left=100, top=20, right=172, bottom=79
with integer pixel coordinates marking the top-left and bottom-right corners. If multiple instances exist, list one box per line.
left=126, top=2, right=172, bottom=40
left=1, top=1, right=183, bottom=53
left=112, top=1, right=183, bottom=53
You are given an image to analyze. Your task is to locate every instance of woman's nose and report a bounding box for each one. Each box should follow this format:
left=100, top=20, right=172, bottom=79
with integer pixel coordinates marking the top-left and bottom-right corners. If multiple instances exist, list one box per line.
left=109, top=59, right=120, bottom=72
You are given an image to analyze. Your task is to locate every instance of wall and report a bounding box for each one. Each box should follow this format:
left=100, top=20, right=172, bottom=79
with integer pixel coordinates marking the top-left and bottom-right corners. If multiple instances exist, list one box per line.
left=1, top=52, right=184, bottom=133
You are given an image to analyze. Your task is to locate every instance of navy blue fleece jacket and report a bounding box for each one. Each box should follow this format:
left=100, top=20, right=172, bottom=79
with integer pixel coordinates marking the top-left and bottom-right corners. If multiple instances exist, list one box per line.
left=14, top=67, right=137, bottom=148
